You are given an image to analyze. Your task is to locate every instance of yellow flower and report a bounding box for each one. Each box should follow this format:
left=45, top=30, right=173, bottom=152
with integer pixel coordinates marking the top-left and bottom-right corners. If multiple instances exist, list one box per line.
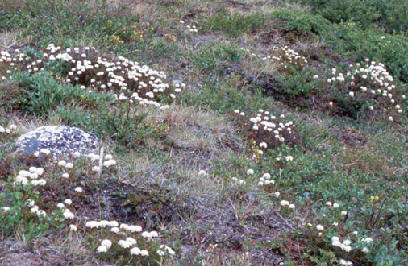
left=164, top=34, right=176, bottom=42
left=370, top=195, right=379, bottom=202
left=346, top=22, right=355, bottom=28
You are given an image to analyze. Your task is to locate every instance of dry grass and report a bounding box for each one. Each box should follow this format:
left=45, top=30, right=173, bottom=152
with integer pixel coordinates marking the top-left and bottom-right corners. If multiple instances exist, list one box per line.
left=149, top=104, right=242, bottom=151
left=0, top=31, right=31, bottom=49
left=0, top=109, right=47, bottom=135
left=116, top=104, right=244, bottom=191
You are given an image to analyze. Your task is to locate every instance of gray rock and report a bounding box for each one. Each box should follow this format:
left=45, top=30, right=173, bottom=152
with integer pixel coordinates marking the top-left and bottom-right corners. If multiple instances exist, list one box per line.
left=16, top=126, right=98, bottom=157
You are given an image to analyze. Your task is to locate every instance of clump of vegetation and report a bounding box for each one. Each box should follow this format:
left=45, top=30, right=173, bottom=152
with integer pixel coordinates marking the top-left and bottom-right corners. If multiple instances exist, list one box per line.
left=297, top=0, right=408, bottom=34
left=324, top=59, right=407, bottom=120
left=233, top=109, right=300, bottom=156
left=0, top=142, right=176, bottom=265
left=0, top=45, right=181, bottom=107
left=202, top=9, right=265, bottom=37
left=272, top=8, right=331, bottom=36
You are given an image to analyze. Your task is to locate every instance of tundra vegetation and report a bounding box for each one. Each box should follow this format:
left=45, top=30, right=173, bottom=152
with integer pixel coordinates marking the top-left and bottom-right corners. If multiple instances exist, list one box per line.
left=0, top=0, right=407, bottom=265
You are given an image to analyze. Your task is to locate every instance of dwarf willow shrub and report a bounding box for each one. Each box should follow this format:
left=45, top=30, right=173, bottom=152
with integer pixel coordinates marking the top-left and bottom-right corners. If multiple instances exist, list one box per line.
left=0, top=182, right=65, bottom=244
left=276, top=70, right=316, bottom=97
left=190, top=42, right=244, bottom=73
left=55, top=105, right=162, bottom=151
left=328, top=25, right=408, bottom=83
left=273, top=8, right=408, bottom=82
left=9, top=72, right=113, bottom=115
left=202, top=9, right=265, bottom=37
left=271, top=9, right=331, bottom=36
left=297, top=0, right=408, bottom=34
left=257, top=70, right=317, bottom=108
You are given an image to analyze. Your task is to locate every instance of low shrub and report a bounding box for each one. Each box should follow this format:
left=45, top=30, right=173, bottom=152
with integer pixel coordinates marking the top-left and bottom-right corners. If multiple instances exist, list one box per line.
left=272, top=8, right=331, bottom=36
left=202, top=9, right=265, bottom=37
left=297, top=0, right=408, bottom=34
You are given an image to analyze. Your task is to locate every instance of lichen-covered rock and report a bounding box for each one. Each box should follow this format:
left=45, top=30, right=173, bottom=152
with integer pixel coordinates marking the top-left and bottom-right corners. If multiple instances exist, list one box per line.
left=16, top=126, right=98, bottom=157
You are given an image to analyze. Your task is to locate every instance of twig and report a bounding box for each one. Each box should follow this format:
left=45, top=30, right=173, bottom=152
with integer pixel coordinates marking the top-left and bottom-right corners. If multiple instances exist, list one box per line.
left=98, top=146, right=104, bottom=179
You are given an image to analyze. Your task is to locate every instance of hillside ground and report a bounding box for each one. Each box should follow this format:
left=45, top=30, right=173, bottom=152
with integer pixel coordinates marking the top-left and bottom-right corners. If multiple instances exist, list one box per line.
left=0, top=0, right=407, bottom=265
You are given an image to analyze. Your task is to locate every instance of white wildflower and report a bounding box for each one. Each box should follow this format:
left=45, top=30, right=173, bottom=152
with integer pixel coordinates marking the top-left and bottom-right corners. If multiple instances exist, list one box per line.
left=63, top=209, right=74, bottom=219
left=130, top=247, right=141, bottom=255
left=101, top=239, right=112, bottom=249
left=97, top=246, right=107, bottom=253
left=69, top=224, right=77, bottom=231
left=198, top=170, right=207, bottom=176
left=64, top=199, right=72, bottom=205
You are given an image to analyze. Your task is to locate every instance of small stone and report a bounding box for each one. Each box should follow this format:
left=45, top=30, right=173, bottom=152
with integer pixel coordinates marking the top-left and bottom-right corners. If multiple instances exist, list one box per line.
left=16, top=126, right=98, bottom=158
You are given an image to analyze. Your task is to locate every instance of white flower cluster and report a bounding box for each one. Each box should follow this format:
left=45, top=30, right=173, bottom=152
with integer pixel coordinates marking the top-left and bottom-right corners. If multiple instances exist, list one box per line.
left=85, top=220, right=161, bottom=258
left=331, top=236, right=353, bottom=252
left=69, top=224, right=78, bottom=231
left=262, top=46, right=308, bottom=71
left=26, top=198, right=45, bottom=217
left=249, top=110, right=292, bottom=136
left=180, top=20, right=199, bottom=33
left=198, top=170, right=207, bottom=176
left=325, top=201, right=340, bottom=208
left=186, top=24, right=199, bottom=33
left=157, top=245, right=175, bottom=256
left=30, top=205, right=47, bottom=217
left=1, top=207, right=10, bottom=212
left=327, top=60, right=406, bottom=119
left=85, top=220, right=120, bottom=229
left=0, top=45, right=183, bottom=109
left=231, top=177, right=246, bottom=185
left=258, top=172, right=275, bottom=186
left=277, top=155, right=294, bottom=162
left=280, top=200, right=295, bottom=209
left=14, top=167, right=46, bottom=186
left=0, top=124, right=17, bottom=134
left=141, top=230, right=159, bottom=240
left=63, top=208, right=75, bottom=219
left=130, top=246, right=149, bottom=256
left=234, top=109, right=295, bottom=152
left=56, top=201, right=75, bottom=219
left=57, top=152, right=117, bottom=178
left=97, top=239, right=112, bottom=253
left=118, top=237, right=137, bottom=248
left=339, top=259, right=353, bottom=265
left=90, top=153, right=117, bottom=172
left=120, top=223, right=143, bottom=233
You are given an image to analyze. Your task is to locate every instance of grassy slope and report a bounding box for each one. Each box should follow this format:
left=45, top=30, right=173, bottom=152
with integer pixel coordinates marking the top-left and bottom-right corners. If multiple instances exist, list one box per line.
left=0, top=0, right=407, bottom=265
